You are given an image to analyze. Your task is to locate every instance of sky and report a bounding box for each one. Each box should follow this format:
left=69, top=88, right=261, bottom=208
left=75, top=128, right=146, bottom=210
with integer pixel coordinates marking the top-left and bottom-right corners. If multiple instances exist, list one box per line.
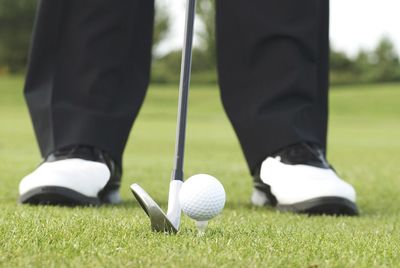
left=157, top=0, right=400, bottom=57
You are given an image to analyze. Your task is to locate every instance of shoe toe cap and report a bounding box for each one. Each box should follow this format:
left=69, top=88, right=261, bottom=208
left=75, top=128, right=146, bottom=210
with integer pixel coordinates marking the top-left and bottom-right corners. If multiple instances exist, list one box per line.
left=19, top=159, right=110, bottom=198
left=260, top=157, right=356, bottom=205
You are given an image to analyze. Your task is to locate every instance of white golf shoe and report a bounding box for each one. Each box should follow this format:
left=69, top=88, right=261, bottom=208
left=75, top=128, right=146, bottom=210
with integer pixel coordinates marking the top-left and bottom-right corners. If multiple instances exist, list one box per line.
left=19, top=146, right=122, bottom=206
left=251, top=143, right=358, bottom=215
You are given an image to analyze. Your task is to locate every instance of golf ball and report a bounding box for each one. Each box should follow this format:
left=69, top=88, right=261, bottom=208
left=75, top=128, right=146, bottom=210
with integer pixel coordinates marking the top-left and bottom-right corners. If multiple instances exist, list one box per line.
left=179, top=174, right=226, bottom=221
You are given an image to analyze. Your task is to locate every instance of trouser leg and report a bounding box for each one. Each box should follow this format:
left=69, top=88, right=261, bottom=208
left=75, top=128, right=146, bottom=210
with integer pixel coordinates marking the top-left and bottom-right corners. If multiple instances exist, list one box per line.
left=24, top=0, right=155, bottom=165
left=216, top=0, right=329, bottom=173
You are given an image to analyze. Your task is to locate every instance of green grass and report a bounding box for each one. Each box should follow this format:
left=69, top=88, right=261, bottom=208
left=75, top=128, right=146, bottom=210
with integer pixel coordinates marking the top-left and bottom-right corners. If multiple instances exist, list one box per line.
left=1, top=76, right=400, bottom=267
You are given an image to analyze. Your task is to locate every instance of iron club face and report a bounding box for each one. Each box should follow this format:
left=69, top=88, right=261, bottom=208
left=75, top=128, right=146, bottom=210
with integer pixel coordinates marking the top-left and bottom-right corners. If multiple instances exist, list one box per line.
left=130, top=183, right=178, bottom=233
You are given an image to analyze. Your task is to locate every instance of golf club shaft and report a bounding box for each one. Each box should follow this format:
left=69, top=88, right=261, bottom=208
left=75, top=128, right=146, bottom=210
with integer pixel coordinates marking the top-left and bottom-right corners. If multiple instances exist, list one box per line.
left=171, top=0, right=196, bottom=181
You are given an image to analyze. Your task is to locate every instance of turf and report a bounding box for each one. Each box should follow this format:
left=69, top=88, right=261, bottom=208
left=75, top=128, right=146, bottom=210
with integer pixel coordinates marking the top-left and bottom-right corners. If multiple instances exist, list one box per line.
left=0, top=76, right=399, bottom=267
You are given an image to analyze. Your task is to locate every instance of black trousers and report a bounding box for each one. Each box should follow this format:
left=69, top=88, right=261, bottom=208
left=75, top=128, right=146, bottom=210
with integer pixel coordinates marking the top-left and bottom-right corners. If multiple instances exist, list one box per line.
left=25, top=0, right=329, bottom=174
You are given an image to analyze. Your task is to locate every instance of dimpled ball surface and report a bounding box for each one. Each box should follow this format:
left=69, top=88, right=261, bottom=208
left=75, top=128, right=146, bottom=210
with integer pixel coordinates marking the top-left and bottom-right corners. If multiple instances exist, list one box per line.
left=179, top=174, right=226, bottom=221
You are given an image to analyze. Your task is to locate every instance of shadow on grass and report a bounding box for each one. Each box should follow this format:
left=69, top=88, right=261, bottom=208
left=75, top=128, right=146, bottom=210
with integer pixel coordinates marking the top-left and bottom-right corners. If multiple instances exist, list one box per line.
left=14, top=197, right=396, bottom=220
left=102, top=199, right=269, bottom=213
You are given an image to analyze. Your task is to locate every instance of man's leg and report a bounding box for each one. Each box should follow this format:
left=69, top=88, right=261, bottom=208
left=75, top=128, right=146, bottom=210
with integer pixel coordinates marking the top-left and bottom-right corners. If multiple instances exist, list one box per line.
left=25, top=0, right=154, bottom=165
left=216, top=0, right=358, bottom=215
left=20, top=0, right=154, bottom=205
left=216, top=0, right=328, bottom=173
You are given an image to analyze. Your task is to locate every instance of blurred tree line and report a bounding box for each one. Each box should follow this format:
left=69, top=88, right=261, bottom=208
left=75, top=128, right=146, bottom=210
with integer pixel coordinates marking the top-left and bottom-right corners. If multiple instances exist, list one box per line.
left=0, top=0, right=37, bottom=74
left=330, top=38, right=400, bottom=84
left=1, top=0, right=400, bottom=85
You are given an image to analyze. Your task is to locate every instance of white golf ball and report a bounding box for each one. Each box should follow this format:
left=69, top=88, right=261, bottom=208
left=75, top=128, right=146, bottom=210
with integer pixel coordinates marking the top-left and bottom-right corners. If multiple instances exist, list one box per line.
left=179, top=174, right=226, bottom=221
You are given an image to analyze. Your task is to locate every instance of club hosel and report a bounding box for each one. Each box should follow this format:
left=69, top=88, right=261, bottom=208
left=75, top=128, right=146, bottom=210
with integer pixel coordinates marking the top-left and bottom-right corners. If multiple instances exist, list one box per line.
left=166, top=180, right=183, bottom=229
left=171, top=168, right=184, bottom=182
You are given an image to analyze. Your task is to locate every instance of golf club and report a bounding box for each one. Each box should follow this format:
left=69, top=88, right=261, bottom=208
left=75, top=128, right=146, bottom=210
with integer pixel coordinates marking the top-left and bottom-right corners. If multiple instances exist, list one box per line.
left=130, top=0, right=196, bottom=233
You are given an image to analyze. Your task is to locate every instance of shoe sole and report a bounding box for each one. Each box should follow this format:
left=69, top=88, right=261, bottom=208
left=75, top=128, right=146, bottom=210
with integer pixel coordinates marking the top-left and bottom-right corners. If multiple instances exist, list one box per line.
left=276, top=197, right=359, bottom=216
left=19, top=186, right=100, bottom=206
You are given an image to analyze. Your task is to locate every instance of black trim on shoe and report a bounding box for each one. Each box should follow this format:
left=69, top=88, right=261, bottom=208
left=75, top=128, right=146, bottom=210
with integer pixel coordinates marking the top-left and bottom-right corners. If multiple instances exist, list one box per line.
left=272, top=142, right=330, bottom=169
left=19, top=186, right=100, bottom=206
left=276, top=197, right=359, bottom=216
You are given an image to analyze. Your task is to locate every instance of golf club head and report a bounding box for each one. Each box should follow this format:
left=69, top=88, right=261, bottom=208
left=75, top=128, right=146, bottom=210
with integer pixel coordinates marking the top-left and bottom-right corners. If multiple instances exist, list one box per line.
left=130, top=183, right=178, bottom=234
